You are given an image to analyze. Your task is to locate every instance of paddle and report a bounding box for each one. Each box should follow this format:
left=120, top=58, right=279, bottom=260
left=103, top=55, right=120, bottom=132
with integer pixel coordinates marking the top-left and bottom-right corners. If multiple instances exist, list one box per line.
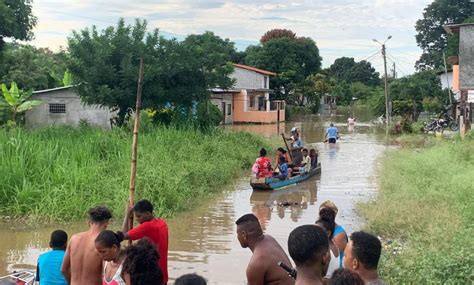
left=281, top=133, right=294, bottom=162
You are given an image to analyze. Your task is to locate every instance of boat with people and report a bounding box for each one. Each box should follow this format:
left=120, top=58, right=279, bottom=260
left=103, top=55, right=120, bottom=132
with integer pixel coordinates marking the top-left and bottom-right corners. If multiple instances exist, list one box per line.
left=250, top=163, right=321, bottom=191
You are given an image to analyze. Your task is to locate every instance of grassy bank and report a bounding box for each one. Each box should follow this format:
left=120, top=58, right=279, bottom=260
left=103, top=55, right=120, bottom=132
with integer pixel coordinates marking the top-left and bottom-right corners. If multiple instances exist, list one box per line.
left=0, top=126, right=266, bottom=222
left=358, top=134, right=474, bottom=284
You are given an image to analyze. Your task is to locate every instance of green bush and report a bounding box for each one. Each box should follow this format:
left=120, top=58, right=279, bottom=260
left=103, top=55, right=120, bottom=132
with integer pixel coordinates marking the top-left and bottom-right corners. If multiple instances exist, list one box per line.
left=0, top=127, right=265, bottom=222
left=358, top=139, right=474, bottom=283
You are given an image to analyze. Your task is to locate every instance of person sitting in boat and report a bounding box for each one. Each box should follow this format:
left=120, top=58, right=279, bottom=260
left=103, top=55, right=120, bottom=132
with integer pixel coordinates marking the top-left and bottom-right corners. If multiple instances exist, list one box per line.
left=36, top=230, right=69, bottom=285
left=309, top=148, right=318, bottom=169
left=293, top=148, right=311, bottom=174
left=273, top=155, right=290, bottom=180
left=255, top=148, right=272, bottom=178
left=275, top=147, right=292, bottom=166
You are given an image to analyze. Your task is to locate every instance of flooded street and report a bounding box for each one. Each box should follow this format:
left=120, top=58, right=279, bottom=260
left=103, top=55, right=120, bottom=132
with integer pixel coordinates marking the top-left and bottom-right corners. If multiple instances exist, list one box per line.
left=0, top=114, right=387, bottom=284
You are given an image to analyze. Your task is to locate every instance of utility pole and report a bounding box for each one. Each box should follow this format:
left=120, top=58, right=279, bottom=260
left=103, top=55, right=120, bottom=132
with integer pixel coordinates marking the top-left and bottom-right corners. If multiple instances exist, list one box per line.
left=393, top=62, right=396, bottom=79
left=442, top=51, right=452, bottom=105
left=373, top=36, right=392, bottom=126
left=382, top=43, right=390, bottom=125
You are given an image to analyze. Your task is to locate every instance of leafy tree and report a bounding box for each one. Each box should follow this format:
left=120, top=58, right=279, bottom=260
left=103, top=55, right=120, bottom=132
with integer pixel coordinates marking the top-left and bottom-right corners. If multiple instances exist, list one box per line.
left=1, top=81, right=42, bottom=122
left=0, top=0, right=37, bottom=52
left=329, top=57, right=380, bottom=86
left=260, top=29, right=297, bottom=43
left=415, top=0, right=474, bottom=70
left=245, top=36, right=322, bottom=102
left=0, top=44, right=67, bottom=90
left=68, top=18, right=167, bottom=126
left=389, top=70, right=444, bottom=119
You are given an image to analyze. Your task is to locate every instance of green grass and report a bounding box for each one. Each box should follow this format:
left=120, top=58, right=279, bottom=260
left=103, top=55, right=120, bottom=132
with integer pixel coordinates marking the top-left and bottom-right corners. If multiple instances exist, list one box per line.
left=0, top=126, right=266, bottom=222
left=358, top=133, right=474, bottom=284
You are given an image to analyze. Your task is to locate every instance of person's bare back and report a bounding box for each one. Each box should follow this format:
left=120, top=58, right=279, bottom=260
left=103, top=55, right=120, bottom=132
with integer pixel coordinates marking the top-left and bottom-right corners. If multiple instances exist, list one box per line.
left=63, top=230, right=103, bottom=285
left=247, top=235, right=294, bottom=285
left=61, top=206, right=112, bottom=285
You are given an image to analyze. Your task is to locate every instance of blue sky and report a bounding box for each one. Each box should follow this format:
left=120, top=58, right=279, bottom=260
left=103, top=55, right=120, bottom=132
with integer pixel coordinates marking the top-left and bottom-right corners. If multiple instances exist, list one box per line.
left=31, top=0, right=433, bottom=75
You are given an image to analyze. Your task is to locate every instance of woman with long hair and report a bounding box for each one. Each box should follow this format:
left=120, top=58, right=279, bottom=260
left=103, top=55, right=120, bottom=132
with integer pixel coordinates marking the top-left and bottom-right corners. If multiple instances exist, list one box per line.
left=319, top=200, right=348, bottom=267
left=316, top=207, right=341, bottom=279
left=95, top=230, right=126, bottom=285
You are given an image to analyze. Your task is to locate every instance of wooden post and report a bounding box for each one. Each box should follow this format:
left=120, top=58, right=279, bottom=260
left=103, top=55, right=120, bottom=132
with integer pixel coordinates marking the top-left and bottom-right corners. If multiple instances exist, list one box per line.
left=276, top=101, right=280, bottom=135
left=128, top=58, right=145, bottom=241
left=281, top=133, right=293, bottom=162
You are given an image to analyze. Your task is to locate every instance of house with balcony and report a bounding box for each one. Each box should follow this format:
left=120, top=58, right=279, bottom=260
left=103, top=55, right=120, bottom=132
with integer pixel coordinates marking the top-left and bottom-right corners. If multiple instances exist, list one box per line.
left=210, top=63, right=284, bottom=124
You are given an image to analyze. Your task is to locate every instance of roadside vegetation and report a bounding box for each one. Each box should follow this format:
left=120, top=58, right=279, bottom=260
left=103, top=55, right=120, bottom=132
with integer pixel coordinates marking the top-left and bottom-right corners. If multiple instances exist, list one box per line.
left=0, top=126, right=266, bottom=222
left=358, top=132, right=474, bottom=284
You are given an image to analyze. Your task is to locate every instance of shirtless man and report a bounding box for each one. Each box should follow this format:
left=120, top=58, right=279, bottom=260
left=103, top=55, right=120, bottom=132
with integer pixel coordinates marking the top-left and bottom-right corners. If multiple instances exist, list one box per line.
left=61, top=206, right=112, bottom=285
left=235, top=214, right=294, bottom=285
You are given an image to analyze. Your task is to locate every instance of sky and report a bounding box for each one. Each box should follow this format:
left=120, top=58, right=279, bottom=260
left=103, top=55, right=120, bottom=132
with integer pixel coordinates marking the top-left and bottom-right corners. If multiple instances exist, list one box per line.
left=31, top=0, right=434, bottom=75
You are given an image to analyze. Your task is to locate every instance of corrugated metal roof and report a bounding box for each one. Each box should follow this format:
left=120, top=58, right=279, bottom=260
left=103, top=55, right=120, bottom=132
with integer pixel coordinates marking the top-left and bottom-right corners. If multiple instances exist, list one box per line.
left=233, top=63, right=276, bottom=76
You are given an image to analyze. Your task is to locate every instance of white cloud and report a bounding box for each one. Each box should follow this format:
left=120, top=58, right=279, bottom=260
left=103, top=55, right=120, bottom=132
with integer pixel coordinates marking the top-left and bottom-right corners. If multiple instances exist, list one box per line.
left=30, top=0, right=433, bottom=74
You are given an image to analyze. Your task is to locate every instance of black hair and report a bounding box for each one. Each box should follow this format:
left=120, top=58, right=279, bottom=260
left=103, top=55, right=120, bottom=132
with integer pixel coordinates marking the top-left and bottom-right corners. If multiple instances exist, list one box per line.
left=316, top=208, right=336, bottom=239
left=288, top=225, right=329, bottom=266
left=328, top=268, right=364, bottom=285
left=350, top=231, right=382, bottom=270
left=95, top=230, right=124, bottom=248
left=302, top=148, right=308, bottom=152
left=235, top=213, right=259, bottom=225
left=330, top=123, right=334, bottom=127
left=277, top=147, right=286, bottom=153
left=122, top=238, right=163, bottom=285
left=260, top=148, right=267, bottom=157
left=279, top=155, right=286, bottom=163
left=235, top=214, right=263, bottom=237
left=175, top=274, right=207, bottom=285
left=50, top=230, right=68, bottom=248
left=88, top=206, right=112, bottom=223
left=134, top=199, right=153, bottom=213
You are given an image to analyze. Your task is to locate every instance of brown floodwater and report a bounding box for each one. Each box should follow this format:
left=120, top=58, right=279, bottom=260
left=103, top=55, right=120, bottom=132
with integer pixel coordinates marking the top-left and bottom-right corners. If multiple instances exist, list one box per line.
left=0, top=113, right=387, bottom=284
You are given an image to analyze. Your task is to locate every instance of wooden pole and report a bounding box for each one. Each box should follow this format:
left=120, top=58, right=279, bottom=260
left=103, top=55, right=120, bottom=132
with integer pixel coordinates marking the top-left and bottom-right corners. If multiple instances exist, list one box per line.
left=277, top=101, right=280, bottom=135
left=281, top=133, right=293, bottom=162
left=127, top=58, right=145, bottom=242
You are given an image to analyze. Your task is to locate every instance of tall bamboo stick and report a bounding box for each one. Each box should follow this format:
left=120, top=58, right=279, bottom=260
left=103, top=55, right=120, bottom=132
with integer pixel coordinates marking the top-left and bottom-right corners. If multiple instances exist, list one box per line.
left=127, top=58, right=145, bottom=240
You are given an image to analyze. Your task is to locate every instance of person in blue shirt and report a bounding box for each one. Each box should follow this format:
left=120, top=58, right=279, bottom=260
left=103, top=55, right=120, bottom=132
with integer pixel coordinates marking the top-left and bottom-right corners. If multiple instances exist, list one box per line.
left=325, top=123, right=339, bottom=144
left=273, top=155, right=290, bottom=180
left=36, top=230, right=68, bottom=285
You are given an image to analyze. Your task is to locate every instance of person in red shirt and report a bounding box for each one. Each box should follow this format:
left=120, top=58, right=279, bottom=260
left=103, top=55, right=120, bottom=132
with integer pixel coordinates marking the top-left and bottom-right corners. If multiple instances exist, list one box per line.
left=256, top=148, right=272, bottom=178
left=121, top=199, right=169, bottom=284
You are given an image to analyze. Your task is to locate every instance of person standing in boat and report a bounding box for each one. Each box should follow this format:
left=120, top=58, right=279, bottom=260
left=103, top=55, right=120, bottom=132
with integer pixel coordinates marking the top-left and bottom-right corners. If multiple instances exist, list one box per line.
left=283, top=128, right=304, bottom=165
left=255, top=148, right=272, bottom=178
left=325, top=123, right=339, bottom=144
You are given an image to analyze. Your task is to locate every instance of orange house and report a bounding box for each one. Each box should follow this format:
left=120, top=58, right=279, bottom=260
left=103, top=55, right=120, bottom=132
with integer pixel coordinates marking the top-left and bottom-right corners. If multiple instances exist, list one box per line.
left=211, top=64, right=285, bottom=124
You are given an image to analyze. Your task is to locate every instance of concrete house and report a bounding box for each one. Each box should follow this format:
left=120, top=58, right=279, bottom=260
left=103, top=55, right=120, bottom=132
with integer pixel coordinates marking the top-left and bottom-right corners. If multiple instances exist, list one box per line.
left=444, top=23, right=474, bottom=128
left=211, top=63, right=285, bottom=124
left=25, top=86, right=114, bottom=129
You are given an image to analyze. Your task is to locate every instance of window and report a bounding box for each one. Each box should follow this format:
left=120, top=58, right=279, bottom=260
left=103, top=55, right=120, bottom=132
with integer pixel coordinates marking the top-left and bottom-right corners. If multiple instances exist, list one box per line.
left=227, top=104, right=232, bottom=116
left=264, top=76, right=268, bottom=89
left=49, top=103, right=66, bottom=114
left=249, top=95, right=255, bottom=108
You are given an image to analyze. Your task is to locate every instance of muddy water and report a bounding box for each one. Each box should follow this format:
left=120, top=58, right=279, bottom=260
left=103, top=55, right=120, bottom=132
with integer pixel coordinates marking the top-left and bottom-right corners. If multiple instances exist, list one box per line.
left=0, top=114, right=386, bottom=284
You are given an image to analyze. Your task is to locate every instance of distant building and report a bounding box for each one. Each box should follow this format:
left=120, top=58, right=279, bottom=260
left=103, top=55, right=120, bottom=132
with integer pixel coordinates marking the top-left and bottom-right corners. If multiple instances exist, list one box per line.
left=444, top=23, right=474, bottom=128
left=210, top=63, right=285, bottom=124
left=319, top=94, right=337, bottom=114
left=25, top=86, right=114, bottom=129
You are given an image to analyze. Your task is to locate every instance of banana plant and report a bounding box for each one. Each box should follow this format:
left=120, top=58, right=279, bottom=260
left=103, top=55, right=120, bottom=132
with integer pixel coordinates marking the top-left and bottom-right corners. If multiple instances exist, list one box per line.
left=1, top=82, right=42, bottom=122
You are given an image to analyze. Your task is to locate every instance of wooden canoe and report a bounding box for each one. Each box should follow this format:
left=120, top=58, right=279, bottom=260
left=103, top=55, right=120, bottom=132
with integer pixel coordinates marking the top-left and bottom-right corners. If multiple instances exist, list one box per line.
left=250, top=163, right=321, bottom=191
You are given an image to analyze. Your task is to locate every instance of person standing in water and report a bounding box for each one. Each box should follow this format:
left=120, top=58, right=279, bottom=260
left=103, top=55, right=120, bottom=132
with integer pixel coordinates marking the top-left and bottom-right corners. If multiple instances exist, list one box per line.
left=325, top=123, right=339, bottom=144
left=347, top=116, right=356, bottom=133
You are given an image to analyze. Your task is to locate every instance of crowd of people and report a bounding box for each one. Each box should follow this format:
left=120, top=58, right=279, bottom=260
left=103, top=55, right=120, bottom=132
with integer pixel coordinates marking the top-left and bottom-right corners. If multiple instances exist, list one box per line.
left=237, top=200, right=385, bottom=285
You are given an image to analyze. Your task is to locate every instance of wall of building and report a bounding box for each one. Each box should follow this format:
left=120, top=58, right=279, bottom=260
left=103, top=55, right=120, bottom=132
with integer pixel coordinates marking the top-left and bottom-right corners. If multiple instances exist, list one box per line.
left=233, top=91, right=285, bottom=123
left=459, top=25, right=474, bottom=89
left=25, top=88, right=114, bottom=129
left=210, top=94, right=233, bottom=124
left=439, top=71, right=453, bottom=90
left=231, top=68, right=267, bottom=90
left=452, top=65, right=460, bottom=92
